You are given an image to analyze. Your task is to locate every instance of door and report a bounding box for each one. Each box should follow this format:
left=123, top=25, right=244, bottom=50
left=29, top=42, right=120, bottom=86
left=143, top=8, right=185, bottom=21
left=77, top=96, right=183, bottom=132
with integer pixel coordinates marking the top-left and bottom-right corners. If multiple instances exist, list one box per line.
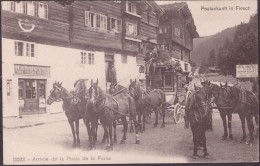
left=163, top=72, right=174, bottom=91
left=105, top=54, right=114, bottom=90
left=19, top=79, right=47, bottom=115
left=24, top=79, right=38, bottom=113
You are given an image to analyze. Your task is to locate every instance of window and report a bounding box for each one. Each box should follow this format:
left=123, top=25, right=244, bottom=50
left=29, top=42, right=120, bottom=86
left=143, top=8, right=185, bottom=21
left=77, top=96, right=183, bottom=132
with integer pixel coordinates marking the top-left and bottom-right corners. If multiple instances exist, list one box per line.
left=126, top=1, right=137, bottom=14
left=126, top=22, right=137, bottom=38
left=110, top=18, right=122, bottom=33
left=38, top=3, right=48, bottom=19
left=112, top=0, right=121, bottom=3
left=7, top=80, right=12, bottom=96
left=159, top=28, right=163, bottom=34
left=175, top=27, right=181, bottom=37
left=26, top=1, right=37, bottom=16
left=25, top=80, right=37, bottom=99
left=85, top=11, right=107, bottom=31
left=15, top=41, right=35, bottom=57
left=18, top=80, right=24, bottom=99
left=185, top=63, right=188, bottom=71
left=121, top=55, right=127, bottom=63
left=88, top=53, right=94, bottom=65
left=2, top=1, right=48, bottom=19
left=15, top=1, right=25, bottom=14
left=81, top=52, right=86, bottom=64
left=2, top=1, right=15, bottom=11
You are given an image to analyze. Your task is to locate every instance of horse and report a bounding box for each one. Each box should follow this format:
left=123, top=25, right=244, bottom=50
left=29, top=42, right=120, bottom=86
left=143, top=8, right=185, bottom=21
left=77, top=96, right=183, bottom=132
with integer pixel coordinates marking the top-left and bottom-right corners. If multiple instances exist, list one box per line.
left=109, top=83, right=129, bottom=95
left=109, top=83, right=134, bottom=133
left=202, top=81, right=259, bottom=145
left=201, top=81, right=234, bottom=140
left=91, top=80, right=140, bottom=150
left=227, top=84, right=259, bottom=145
left=184, top=84, right=212, bottom=159
left=47, top=81, right=84, bottom=147
left=129, top=79, right=166, bottom=132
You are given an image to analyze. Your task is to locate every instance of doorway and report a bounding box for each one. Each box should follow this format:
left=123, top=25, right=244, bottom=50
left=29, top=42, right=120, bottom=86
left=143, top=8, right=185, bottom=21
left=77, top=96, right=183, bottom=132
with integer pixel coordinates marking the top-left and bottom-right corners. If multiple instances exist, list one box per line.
left=19, top=79, right=47, bottom=115
left=105, top=54, right=115, bottom=90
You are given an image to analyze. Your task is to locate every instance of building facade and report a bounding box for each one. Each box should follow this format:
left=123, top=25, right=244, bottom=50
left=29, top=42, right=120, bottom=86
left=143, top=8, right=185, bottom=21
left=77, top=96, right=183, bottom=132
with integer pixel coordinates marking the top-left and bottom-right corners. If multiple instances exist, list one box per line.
left=1, top=1, right=163, bottom=117
left=157, top=2, right=199, bottom=91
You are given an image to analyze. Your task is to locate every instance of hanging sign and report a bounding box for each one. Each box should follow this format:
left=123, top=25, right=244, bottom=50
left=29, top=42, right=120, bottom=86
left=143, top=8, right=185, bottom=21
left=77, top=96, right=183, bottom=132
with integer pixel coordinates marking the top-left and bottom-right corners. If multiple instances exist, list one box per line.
left=18, top=19, right=35, bottom=33
left=236, top=64, right=258, bottom=78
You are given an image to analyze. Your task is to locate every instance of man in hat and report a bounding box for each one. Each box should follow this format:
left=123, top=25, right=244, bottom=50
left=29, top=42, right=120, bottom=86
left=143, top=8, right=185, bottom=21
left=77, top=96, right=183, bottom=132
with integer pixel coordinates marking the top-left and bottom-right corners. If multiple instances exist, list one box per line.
left=108, top=64, right=117, bottom=85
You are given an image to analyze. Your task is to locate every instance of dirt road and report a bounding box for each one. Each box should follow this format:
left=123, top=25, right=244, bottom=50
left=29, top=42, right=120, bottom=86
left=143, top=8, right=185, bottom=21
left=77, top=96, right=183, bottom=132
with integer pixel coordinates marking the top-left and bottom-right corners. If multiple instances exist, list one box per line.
left=3, top=111, right=259, bottom=164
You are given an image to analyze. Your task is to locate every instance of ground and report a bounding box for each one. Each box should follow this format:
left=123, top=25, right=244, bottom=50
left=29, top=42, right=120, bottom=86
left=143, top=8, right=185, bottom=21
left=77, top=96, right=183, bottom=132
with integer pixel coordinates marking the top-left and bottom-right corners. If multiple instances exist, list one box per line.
left=3, top=111, right=259, bottom=164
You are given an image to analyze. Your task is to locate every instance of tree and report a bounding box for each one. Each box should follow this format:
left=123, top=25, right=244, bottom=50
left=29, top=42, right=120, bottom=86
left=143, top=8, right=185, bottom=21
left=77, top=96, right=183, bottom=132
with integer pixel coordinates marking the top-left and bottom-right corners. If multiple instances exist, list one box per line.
left=208, top=49, right=216, bottom=67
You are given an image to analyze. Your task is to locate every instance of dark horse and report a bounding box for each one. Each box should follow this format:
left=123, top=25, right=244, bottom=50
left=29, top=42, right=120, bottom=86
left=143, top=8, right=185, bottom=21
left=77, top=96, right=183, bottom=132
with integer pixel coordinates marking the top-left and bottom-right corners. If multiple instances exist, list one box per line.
left=91, top=80, right=140, bottom=150
left=227, top=84, right=258, bottom=145
left=201, top=81, right=234, bottom=140
left=202, top=81, right=259, bottom=145
left=109, top=83, right=134, bottom=133
left=129, top=79, right=166, bottom=132
left=47, top=82, right=84, bottom=147
left=74, top=79, right=110, bottom=149
left=185, top=85, right=212, bottom=159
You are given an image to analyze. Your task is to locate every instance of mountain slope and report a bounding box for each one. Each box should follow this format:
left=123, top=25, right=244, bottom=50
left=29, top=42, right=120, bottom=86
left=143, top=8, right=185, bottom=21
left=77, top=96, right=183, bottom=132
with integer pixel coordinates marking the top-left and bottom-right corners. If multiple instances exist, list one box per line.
left=191, top=26, right=238, bottom=65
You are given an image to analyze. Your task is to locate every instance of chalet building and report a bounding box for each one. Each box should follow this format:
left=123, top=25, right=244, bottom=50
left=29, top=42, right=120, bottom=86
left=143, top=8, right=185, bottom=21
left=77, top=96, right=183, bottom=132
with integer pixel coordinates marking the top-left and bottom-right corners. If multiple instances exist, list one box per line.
left=1, top=1, right=163, bottom=117
left=155, top=2, right=199, bottom=91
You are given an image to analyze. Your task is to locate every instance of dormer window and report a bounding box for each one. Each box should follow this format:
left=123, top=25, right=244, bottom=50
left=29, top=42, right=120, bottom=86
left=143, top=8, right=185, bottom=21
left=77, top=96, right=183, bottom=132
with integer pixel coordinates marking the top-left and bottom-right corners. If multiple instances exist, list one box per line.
left=126, top=1, right=137, bottom=14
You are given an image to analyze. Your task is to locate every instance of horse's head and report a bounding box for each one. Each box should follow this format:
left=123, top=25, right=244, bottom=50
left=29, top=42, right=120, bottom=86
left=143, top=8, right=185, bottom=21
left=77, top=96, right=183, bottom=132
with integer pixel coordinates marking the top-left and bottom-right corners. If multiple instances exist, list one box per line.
left=47, top=81, right=63, bottom=105
left=129, top=79, right=141, bottom=100
left=226, top=85, right=240, bottom=104
left=74, top=79, right=88, bottom=97
left=89, top=79, right=100, bottom=105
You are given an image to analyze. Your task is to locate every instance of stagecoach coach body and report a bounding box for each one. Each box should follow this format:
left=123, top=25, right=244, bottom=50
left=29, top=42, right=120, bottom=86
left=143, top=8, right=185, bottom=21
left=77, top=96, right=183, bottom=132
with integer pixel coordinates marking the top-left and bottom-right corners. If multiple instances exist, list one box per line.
left=145, top=64, right=189, bottom=123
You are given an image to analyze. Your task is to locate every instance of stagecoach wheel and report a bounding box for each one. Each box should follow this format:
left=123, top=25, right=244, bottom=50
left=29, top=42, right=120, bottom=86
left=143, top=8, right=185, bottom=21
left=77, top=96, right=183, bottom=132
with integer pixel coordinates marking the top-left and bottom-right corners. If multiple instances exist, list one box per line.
left=173, top=103, right=181, bottom=124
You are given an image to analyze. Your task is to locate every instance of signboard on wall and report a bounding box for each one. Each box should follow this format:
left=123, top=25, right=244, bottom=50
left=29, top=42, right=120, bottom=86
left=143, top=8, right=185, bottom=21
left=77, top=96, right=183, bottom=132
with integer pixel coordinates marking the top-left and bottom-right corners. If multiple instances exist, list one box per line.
left=39, top=98, right=46, bottom=108
left=236, top=64, right=258, bottom=78
left=14, top=64, right=51, bottom=76
left=19, top=100, right=24, bottom=108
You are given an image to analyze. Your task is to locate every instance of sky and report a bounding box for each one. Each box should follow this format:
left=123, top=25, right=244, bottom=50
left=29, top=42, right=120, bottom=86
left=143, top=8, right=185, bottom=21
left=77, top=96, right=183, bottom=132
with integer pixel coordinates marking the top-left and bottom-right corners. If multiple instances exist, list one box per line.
left=156, top=0, right=258, bottom=37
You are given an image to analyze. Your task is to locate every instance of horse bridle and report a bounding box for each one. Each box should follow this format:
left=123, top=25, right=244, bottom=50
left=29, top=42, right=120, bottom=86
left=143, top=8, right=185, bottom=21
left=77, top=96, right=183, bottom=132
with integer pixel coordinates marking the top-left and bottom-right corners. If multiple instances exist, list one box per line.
left=48, top=85, right=65, bottom=102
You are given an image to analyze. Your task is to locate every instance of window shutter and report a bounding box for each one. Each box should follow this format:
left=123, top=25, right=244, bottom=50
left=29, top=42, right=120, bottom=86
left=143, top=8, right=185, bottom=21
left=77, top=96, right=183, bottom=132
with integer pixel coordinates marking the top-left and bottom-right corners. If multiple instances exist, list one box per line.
left=126, top=23, right=129, bottom=35
left=15, top=41, right=18, bottom=56
left=134, top=24, right=137, bottom=36
left=85, top=11, right=89, bottom=26
left=117, top=19, right=122, bottom=32
left=107, top=17, right=110, bottom=30
left=126, top=1, right=128, bottom=12
left=34, top=2, right=38, bottom=17
left=104, top=16, right=107, bottom=30
left=23, top=1, right=26, bottom=14
left=44, top=4, right=48, bottom=19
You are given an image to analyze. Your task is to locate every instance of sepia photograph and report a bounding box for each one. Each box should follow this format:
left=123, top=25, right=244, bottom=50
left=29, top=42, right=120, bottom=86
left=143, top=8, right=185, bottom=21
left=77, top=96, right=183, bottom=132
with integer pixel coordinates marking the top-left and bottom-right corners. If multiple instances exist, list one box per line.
left=1, top=0, right=258, bottom=164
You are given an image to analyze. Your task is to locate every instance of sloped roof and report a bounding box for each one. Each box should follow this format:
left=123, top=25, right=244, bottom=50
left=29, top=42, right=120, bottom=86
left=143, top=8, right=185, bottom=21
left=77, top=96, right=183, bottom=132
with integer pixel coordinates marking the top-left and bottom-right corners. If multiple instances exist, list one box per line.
left=159, top=2, right=187, bottom=11
left=159, top=2, right=199, bottom=38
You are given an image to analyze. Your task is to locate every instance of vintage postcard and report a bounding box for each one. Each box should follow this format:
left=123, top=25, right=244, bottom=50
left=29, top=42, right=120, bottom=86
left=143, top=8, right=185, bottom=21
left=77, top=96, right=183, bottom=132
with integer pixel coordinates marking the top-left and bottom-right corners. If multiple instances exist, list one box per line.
left=2, top=0, right=258, bottom=164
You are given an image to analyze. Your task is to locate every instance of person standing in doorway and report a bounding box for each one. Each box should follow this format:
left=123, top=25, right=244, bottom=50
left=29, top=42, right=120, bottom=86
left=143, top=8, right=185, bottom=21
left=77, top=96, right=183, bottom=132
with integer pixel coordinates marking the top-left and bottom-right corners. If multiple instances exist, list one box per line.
left=109, top=64, right=117, bottom=85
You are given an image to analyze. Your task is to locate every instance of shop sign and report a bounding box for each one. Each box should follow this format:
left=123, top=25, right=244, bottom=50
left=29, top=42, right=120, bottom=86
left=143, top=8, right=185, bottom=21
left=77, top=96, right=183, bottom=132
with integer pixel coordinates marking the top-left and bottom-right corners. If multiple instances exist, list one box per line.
left=39, top=98, right=46, bottom=108
left=236, top=64, right=258, bottom=78
left=19, top=100, right=24, bottom=108
left=14, top=65, right=50, bottom=76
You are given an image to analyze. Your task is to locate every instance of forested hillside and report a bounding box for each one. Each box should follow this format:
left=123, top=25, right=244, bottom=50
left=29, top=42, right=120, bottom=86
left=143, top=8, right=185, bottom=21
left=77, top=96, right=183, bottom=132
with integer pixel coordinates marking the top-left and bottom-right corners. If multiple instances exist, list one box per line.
left=191, top=26, right=237, bottom=65
left=192, top=13, right=258, bottom=76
